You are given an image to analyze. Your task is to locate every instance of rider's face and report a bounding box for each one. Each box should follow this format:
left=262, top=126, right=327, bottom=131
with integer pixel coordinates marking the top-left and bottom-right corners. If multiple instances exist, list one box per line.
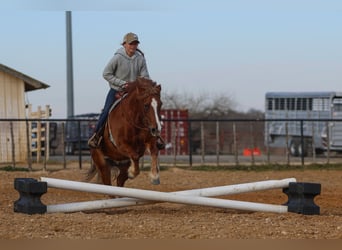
left=124, top=41, right=139, bottom=57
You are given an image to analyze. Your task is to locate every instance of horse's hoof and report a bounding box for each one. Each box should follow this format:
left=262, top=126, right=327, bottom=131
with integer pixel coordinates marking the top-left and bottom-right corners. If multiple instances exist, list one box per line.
left=151, top=178, right=160, bottom=185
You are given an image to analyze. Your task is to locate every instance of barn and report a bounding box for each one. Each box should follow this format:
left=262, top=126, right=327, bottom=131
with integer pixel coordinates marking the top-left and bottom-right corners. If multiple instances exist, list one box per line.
left=0, top=63, right=49, bottom=163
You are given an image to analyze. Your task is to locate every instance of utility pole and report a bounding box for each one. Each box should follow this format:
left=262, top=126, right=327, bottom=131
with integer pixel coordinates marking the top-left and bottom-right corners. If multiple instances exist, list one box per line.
left=66, top=11, right=74, bottom=118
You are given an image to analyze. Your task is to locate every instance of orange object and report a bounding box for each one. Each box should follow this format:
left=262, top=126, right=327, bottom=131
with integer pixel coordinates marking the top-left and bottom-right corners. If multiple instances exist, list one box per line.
left=243, top=148, right=261, bottom=156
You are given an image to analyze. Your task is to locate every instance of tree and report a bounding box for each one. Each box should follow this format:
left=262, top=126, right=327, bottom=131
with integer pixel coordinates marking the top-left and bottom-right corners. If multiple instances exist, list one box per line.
left=161, top=90, right=265, bottom=155
left=161, top=91, right=238, bottom=118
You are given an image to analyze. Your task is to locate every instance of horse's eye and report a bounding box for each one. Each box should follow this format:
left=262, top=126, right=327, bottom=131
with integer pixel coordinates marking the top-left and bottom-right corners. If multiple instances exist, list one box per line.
left=144, top=104, right=150, bottom=111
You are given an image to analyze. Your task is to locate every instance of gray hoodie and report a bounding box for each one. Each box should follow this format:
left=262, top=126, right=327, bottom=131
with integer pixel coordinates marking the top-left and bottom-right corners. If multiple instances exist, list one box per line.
left=102, top=47, right=150, bottom=90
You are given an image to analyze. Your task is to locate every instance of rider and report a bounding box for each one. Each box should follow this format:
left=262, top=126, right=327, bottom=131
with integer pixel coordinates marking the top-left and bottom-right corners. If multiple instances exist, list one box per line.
left=88, top=32, right=165, bottom=149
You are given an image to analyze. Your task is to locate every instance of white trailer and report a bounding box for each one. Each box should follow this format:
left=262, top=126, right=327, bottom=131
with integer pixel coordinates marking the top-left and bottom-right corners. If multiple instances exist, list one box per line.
left=265, top=91, right=342, bottom=156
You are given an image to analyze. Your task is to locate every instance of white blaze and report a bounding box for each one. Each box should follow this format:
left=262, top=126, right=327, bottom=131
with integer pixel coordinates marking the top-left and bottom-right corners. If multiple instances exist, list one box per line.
left=151, top=98, right=162, bottom=131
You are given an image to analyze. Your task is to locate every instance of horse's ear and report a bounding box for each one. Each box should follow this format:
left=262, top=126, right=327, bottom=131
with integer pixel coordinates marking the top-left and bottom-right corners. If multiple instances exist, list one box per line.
left=157, top=84, right=161, bottom=91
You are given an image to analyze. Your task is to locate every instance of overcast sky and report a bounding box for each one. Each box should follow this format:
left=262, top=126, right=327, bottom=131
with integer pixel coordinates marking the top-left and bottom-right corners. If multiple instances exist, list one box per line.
left=1, top=0, right=341, bottom=117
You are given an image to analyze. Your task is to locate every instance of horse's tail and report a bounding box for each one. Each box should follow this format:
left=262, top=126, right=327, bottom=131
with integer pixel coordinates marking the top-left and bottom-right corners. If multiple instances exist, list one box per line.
left=84, top=161, right=98, bottom=182
left=84, top=148, right=107, bottom=183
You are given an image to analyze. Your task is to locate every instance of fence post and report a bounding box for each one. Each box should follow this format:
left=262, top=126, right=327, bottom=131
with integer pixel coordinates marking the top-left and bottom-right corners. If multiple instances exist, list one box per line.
left=172, top=121, right=177, bottom=167
left=25, top=119, right=32, bottom=171
left=266, top=121, right=270, bottom=164
left=326, top=121, right=330, bottom=164
left=216, top=121, right=220, bottom=166
left=233, top=122, right=239, bottom=166
left=44, top=105, right=50, bottom=162
left=77, top=120, right=82, bottom=169
left=249, top=122, right=255, bottom=166
left=285, top=122, right=290, bottom=166
left=201, top=121, right=205, bottom=164
left=311, top=121, right=316, bottom=162
left=300, top=120, right=304, bottom=166
left=188, top=120, right=193, bottom=167
left=62, top=122, right=66, bottom=169
left=36, top=106, right=42, bottom=162
left=43, top=123, right=47, bottom=171
left=10, top=122, right=16, bottom=168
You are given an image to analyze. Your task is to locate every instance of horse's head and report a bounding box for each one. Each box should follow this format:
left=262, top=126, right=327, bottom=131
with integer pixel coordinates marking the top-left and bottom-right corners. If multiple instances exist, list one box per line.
left=127, top=78, right=163, bottom=137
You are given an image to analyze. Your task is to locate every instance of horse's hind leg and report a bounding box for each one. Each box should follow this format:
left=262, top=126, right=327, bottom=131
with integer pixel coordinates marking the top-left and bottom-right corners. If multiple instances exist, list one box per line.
left=127, top=157, right=141, bottom=180
left=90, top=148, right=112, bottom=185
left=116, top=165, right=129, bottom=187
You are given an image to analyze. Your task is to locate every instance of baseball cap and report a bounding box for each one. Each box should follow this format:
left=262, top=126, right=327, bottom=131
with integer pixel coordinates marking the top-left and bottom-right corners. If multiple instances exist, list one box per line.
left=122, top=32, right=140, bottom=44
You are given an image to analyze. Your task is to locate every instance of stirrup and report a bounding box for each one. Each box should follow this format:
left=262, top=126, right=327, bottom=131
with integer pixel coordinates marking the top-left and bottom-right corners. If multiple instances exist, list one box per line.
left=156, top=138, right=165, bottom=150
left=88, top=133, right=102, bottom=148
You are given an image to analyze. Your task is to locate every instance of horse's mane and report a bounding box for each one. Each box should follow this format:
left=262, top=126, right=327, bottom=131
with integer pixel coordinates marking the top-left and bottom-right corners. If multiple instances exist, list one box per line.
left=125, top=78, right=160, bottom=97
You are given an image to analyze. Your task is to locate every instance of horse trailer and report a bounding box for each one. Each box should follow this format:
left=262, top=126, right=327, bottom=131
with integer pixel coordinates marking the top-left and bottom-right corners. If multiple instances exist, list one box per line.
left=65, top=113, right=99, bottom=155
left=265, top=91, right=342, bottom=156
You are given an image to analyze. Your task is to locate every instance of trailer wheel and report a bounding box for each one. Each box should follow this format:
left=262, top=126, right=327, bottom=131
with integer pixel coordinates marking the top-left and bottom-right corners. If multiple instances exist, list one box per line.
left=298, top=141, right=308, bottom=157
left=289, top=140, right=299, bottom=157
left=65, top=142, right=74, bottom=155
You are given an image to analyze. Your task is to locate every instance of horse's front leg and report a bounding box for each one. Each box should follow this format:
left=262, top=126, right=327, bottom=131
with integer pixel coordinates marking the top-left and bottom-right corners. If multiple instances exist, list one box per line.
left=147, top=143, right=160, bottom=185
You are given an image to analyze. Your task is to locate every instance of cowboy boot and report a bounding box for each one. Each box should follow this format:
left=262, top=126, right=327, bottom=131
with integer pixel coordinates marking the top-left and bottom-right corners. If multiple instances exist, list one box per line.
left=88, top=125, right=105, bottom=148
left=88, top=132, right=103, bottom=148
left=156, top=137, right=165, bottom=150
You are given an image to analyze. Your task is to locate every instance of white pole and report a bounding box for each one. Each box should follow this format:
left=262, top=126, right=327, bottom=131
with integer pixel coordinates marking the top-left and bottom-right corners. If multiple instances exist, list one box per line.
left=47, top=178, right=295, bottom=213
left=41, top=177, right=294, bottom=213
left=47, top=197, right=150, bottom=213
left=175, top=178, right=296, bottom=196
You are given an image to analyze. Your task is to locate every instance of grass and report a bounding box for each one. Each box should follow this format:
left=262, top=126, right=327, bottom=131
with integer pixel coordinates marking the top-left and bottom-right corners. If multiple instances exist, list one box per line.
left=0, top=166, right=29, bottom=172
left=1, top=163, right=341, bottom=172
left=177, top=163, right=342, bottom=171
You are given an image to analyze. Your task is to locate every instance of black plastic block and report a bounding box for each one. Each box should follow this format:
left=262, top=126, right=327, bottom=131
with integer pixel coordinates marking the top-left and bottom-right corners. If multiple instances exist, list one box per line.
left=14, top=178, right=47, bottom=214
left=283, top=182, right=321, bottom=215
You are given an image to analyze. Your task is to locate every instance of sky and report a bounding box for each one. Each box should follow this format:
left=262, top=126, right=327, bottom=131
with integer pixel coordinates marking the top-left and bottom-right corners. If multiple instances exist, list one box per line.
left=1, top=0, right=342, bottom=118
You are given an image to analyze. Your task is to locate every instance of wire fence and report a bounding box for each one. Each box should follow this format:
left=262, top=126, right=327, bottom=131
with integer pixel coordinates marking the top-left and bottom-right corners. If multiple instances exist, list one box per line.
left=1, top=118, right=342, bottom=170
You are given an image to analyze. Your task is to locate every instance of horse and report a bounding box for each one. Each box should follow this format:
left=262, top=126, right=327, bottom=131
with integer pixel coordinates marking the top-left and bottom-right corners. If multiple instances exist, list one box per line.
left=86, top=77, right=163, bottom=187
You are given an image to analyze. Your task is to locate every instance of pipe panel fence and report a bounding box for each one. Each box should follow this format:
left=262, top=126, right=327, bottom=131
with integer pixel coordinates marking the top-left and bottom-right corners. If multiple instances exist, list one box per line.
left=1, top=118, right=342, bottom=170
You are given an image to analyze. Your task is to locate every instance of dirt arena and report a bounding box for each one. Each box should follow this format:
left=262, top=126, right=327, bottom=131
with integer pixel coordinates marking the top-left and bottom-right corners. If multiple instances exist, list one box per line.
left=0, top=164, right=341, bottom=239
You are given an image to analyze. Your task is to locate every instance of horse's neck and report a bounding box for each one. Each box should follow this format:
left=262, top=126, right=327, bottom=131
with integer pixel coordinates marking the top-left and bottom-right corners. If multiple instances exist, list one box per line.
left=119, top=93, right=141, bottom=122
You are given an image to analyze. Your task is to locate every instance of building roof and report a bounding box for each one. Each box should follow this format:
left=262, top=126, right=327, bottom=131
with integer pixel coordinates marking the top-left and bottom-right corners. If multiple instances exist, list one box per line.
left=0, top=63, right=50, bottom=92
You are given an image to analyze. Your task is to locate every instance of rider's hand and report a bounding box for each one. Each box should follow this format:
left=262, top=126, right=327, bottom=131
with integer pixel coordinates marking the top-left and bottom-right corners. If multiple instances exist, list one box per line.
left=115, top=91, right=125, bottom=99
left=119, top=83, right=129, bottom=92
left=116, top=83, right=128, bottom=99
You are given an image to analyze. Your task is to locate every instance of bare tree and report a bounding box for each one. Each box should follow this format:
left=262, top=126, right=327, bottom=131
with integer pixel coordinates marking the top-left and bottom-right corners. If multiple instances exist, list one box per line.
left=162, top=91, right=237, bottom=117
left=161, top=90, right=264, bottom=155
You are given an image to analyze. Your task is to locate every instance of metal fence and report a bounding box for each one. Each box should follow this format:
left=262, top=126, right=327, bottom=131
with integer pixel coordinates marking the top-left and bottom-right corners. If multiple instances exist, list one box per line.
left=1, top=118, right=342, bottom=170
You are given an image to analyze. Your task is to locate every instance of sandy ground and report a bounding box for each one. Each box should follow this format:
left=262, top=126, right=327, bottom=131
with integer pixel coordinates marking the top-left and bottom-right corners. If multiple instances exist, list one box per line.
left=0, top=164, right=341, bottom=239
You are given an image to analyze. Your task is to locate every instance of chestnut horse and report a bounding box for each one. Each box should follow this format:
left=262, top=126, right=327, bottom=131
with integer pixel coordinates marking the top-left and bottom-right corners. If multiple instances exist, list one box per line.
left=86, top=78, right=163, bottom=187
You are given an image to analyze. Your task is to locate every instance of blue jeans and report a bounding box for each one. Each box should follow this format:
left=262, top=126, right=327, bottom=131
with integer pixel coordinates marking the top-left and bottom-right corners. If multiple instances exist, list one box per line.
left=95, top=88, right=117, bottom=132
